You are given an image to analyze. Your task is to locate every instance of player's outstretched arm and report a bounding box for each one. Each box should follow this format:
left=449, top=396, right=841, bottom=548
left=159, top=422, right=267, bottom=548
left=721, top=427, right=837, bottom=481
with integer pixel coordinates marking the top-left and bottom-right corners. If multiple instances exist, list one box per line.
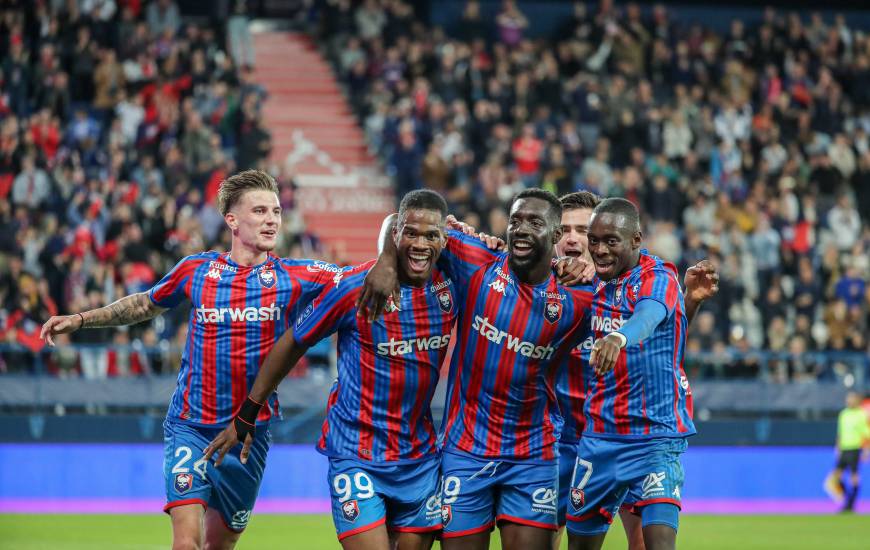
left=40, top=292, right=167, bottom=346
left=356, top=213, right=401, bottom=322
left=683, top=260, right=719, bottom=325
left=203, top=329, right=308, bottom=467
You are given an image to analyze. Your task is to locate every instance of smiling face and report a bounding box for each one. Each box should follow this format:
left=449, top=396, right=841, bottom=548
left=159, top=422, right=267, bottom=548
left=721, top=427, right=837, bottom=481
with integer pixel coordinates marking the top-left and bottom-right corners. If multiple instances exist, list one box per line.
left=225, top=189, right=281, bottom=254
left=393, top=208, right=446, bottom=287
left=507, top=197, right=561, bottom=275
left=556, top=207, right=592, bottom=259
left=587, top=211, right=642, bottom=280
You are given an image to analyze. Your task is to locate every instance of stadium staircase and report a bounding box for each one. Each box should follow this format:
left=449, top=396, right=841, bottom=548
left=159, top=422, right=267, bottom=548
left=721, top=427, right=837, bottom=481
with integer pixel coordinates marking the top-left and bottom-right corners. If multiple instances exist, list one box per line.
left=253, top=31, right=393, bottom=265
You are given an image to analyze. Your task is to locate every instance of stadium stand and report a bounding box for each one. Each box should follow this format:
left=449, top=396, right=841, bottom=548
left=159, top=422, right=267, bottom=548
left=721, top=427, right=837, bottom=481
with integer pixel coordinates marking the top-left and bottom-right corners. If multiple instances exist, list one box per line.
left=0, top=1, right=867, bottom=403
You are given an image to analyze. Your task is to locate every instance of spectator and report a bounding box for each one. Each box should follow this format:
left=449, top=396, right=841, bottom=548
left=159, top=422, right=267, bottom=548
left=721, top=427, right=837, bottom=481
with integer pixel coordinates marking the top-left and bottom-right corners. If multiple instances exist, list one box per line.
left=11, top=154, right=50, bottom=209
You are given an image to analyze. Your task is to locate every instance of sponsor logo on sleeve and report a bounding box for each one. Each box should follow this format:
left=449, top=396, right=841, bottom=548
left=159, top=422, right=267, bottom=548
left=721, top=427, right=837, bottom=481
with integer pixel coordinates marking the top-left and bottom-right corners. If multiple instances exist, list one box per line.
left=295, top=303, right=314, bottom=328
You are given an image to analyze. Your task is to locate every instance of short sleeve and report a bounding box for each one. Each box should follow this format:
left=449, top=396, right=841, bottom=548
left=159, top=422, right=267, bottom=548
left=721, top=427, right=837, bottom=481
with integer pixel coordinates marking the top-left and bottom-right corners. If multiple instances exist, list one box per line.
left=148, top=256, right=201, bottom=309
left=436, top=229, right=505, bottom=287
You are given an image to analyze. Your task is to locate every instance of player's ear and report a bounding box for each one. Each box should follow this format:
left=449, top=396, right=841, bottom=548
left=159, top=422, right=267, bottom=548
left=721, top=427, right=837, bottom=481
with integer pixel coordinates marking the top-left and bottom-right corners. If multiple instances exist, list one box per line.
left=225, top=212, right=238, bottom=231
left=632, top=230, right=643, bottom=250
left=552, top=225, right=563, bottom=244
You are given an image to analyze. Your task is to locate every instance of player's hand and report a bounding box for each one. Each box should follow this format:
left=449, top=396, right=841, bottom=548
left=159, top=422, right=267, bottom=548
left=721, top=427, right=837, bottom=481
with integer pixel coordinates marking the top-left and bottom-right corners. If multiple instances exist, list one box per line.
left=589, top=333, right=625, bottom=376
left=554, top=256, right=595, bottom=286
left=446, top=214, right=477, bottom=236
left=203, top=420, right=254, bottom=467
left=39, top=314, right=83, bottom=346
left=478, top=232, right=506, bottom=251
left=356, top=258, right=400, bottom=322
left=446, top=214, right=505, bottom=251
left=684, top=260, right=719, bottom=303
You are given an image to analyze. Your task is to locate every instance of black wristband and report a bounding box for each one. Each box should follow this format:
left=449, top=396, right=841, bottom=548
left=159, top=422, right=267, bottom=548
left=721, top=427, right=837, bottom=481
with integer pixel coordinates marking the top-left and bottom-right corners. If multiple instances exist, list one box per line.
left=233, top=397, right=263, bottom=442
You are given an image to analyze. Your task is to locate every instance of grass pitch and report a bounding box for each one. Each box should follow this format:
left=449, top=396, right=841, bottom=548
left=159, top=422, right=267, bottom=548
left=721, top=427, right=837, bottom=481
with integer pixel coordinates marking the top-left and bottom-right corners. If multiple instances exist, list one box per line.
left=1, top=514, right=868, bottom=549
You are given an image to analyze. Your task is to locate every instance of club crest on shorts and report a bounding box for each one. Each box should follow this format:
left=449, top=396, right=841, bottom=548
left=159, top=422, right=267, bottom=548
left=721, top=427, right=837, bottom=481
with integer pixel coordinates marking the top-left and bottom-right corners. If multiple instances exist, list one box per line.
left=257, top=268, right=276, bottom=289
left=437, top=290, right=452, bottom=313
left=441, top=504, right=452, bottom=525
left=544, top=301, right=562, bottom=324
left=174, top=473, right=193, bottom=494
left=342, top=500, right=360, bottom=522
left=570, top=488, right=585, bottom=511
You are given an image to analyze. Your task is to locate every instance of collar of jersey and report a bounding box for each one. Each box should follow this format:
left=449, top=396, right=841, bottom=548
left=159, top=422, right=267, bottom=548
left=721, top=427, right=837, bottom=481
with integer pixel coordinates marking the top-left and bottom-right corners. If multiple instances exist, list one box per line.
left=220, top=251, right=277, bottom=270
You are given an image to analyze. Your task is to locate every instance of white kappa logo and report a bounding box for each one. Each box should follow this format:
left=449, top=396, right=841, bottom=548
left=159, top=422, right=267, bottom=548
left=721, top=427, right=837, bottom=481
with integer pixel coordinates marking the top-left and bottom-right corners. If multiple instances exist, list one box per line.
left=488, top=279, right=506, bottom=295
left=205, top=268, right=222, bottom=281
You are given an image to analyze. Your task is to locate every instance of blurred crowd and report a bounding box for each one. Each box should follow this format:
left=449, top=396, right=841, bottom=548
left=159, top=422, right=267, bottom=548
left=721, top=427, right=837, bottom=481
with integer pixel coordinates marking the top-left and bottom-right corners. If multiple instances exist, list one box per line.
left=320, top=0, right=870, bottom=384
left=0, top=0, right=329, bottom=377
left=3, top=0, right=870, bottom=384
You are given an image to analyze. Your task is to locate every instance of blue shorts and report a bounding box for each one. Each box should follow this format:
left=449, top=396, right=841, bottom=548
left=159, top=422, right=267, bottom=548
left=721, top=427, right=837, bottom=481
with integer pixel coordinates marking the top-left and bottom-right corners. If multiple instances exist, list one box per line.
left=440, top=451, right=560, bottom=539
left=557, top=440, right=580, bottom=526
left=328, top=455, right=442, bottom=541
left=565, top=437, right=686, bottom=536
left=163, top=420, right=270, bottom=532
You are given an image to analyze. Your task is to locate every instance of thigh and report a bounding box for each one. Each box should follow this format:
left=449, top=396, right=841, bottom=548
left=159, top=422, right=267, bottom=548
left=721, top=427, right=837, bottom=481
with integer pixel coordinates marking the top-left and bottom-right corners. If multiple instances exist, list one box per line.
left=163, top=422, right=212, bottom=514
left=385, top=457, right=442, bottom=536
left=496, top=461, right=560, bottom=532
left=499, top=520, right=554, bottom=550
left=329, top=459, right=388, bottom=541
left=440, top=452, right=499, bottom=539
left=208, top=427, right=271, bottom=533
left=204, top=507, right=242, bottom=549
left=564, top=438, right=627, bottom=537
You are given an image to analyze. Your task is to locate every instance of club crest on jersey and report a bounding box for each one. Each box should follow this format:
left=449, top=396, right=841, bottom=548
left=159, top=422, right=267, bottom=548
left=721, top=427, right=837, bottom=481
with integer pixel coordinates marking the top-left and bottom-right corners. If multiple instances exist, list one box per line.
left=441, top=504, right=452, bottom=525
left=438, top=291, right=452, bottom=313
left=257, top=268, right=276, bottom=288
left=615, top=284, right=623, bottom=302
left=341, top=500, right=360, bottom=522
left=570, top=488, right=585, bottom=510
left=174, top=473, right=193, bottom=494
left=544, top=301, right=562, bottom=324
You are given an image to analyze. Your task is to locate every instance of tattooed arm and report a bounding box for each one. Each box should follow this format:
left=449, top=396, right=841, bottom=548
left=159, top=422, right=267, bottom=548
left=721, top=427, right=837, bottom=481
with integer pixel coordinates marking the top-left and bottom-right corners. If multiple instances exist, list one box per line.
left=40, top=292, right=167, bottom=346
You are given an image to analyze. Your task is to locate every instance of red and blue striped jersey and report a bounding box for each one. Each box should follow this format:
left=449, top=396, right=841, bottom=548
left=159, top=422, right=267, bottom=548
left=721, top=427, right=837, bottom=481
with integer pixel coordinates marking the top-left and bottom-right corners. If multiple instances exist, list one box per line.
left=438, top=231, right=594, bottom=462
left=149, top=252, right=347, bottom=427
left=581, top=251, right=695, bottom=439
left=293, top=261, right=457, bottom=464
left=555, top=282, right=597, bottom=445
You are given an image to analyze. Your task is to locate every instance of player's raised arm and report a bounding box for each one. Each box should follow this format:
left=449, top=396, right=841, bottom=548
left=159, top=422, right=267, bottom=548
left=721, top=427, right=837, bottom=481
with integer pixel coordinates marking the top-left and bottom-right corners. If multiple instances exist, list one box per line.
left=355, top=213, right=401, bottom=322
left=40, top=292, right=167, bottom=346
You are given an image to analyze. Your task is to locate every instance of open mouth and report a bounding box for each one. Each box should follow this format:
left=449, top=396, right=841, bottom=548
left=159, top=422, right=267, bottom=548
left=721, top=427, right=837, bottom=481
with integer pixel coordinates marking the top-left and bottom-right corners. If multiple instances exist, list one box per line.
left=511, top=240, right=534, bottom=258
left=562, top=248, right=583, bottom=258
left=260, top=229, right=277, bottom=239
left=594, top=258, right=615, bottom=276
left=407, top=251, right=431, bottom=273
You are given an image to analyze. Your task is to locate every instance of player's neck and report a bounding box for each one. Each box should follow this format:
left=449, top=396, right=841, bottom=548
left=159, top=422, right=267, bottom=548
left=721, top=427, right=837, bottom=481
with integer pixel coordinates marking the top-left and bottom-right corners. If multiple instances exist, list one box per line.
left=509, top=257, right=551, bottom=286
left=397, top=268, right=427, bottom=288
left=229, top=244, right=269, bottom=266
